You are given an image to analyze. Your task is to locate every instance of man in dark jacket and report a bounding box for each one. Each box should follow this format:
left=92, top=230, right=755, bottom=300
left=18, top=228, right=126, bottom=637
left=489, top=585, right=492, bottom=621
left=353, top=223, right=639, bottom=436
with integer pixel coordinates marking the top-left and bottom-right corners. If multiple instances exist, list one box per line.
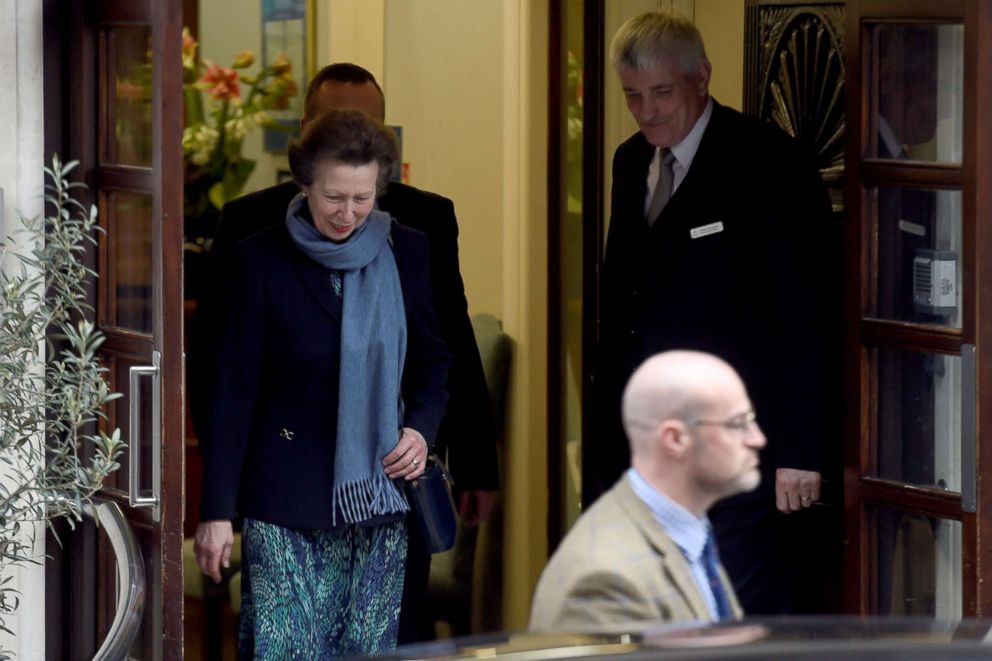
left=588, top=11, right=838, bottom=615
left=189, top=63, right=499, bottom=642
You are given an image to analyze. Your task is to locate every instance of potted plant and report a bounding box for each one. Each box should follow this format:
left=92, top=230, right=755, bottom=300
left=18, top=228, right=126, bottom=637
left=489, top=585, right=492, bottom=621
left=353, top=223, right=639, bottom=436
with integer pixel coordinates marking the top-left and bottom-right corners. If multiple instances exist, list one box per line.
left=0, top=156, right=125, bottom=658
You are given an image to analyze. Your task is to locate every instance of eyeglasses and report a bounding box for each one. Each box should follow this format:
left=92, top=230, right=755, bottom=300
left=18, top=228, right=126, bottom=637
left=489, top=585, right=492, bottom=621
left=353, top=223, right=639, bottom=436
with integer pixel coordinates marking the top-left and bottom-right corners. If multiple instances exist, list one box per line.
left=687, top=411, right=758, bottom=436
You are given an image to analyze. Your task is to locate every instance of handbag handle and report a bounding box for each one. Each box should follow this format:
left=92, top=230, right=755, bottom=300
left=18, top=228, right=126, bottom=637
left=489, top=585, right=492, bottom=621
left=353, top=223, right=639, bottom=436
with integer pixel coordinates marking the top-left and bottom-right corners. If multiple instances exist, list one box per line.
left=425, top=453, right=454, bottom=487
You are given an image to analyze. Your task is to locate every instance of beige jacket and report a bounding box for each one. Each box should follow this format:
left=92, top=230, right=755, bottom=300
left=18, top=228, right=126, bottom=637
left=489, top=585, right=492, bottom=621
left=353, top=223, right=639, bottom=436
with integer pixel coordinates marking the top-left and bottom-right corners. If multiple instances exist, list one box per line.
left=529, top=477, right=743, bottom=631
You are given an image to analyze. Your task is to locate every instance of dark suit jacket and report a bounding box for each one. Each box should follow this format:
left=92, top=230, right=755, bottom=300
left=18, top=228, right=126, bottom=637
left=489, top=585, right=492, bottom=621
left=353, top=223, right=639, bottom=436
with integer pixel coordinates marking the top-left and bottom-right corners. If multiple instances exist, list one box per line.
left=190, top=180, right=498, bottom=492
left=589, top=101, right=838, bottom=608
left=198, top=221, right=450, bottom=529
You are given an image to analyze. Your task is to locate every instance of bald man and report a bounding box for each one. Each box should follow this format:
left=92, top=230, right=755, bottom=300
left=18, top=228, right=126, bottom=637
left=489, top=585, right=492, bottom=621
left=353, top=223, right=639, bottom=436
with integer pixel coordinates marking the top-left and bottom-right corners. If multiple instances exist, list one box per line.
left=530, top=351, right=761, bottom=631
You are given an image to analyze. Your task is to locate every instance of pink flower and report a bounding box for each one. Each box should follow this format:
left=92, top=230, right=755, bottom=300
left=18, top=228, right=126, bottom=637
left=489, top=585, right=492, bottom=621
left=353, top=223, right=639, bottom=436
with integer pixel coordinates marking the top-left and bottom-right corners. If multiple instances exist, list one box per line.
left=196, top=62, right=241, bottom=101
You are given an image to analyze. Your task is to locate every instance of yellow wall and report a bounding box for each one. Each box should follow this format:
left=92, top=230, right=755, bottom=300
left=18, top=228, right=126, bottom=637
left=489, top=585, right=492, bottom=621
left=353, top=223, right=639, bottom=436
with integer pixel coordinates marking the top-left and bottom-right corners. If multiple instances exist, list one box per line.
left=695, top=0, right=745, bottom=110
left=383, top=0, right=548, bottom=629
left=498, top=0, right=549, bottom=630
left=321, top=0, right=385, bottom=81
left=384, top=0, right=505, bottom=318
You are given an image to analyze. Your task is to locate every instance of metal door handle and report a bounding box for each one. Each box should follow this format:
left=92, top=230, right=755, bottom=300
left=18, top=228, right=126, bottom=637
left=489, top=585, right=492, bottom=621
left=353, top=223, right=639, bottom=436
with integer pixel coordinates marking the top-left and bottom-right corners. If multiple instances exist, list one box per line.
left=961, top=344, right=976, bottom=513
left=128, top=350, right=161, bottom=521
left=86, top=497, right=145, bottom=660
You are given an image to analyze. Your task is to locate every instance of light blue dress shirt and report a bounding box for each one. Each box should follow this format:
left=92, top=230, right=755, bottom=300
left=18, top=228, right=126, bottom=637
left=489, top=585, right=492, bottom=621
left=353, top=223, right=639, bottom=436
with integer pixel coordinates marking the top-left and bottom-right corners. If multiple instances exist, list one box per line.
left=626, top=467, right=721, bottom=621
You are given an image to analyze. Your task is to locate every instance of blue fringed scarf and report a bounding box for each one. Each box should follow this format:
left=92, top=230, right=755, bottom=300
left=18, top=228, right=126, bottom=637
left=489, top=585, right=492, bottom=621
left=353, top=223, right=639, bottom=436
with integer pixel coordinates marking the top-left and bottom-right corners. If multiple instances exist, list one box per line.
left=285, top=193, right=409, bottom=524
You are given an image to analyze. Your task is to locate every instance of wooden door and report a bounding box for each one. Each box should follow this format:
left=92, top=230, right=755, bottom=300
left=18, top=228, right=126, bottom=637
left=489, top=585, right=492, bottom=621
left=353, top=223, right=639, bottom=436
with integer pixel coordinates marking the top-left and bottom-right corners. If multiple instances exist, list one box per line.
left=844, top=0, right=992, bottom=616
left=59, top=0, right=185, bottom=657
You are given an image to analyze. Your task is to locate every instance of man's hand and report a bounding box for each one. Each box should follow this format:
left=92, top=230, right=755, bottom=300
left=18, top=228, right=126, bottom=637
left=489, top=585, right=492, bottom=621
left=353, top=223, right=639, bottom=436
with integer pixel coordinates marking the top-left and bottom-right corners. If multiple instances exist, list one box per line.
left=775, top=468, right=821, bottom=514
left=457, top=490, right=498, bottom=527
left=194, top=520, right=235, bottom=583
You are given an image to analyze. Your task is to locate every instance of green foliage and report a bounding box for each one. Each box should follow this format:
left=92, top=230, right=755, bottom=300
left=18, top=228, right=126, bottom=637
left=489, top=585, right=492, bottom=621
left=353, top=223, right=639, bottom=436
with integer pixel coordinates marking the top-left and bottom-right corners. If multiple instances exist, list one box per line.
left=0, top=156, right=125, bottom=657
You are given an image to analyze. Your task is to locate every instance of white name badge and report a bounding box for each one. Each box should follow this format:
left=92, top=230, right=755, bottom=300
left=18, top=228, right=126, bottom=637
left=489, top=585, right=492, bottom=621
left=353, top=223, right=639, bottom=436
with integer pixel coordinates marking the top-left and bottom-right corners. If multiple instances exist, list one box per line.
left=689, top=221, right=724, bottom=239
left=898, top=219, right=926, bottom=237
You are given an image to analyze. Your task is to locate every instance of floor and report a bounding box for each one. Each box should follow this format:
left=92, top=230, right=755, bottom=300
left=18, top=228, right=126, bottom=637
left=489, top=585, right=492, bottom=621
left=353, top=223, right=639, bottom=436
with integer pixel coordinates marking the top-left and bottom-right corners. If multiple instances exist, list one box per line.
left=184, top=595, right=239, bottom=660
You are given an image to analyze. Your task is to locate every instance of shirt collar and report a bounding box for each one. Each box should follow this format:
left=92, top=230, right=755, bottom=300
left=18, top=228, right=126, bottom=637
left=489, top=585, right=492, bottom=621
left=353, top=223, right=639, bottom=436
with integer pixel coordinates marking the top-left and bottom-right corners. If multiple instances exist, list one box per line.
left=669, top=97, right=713, bottom=170
left=626, top=467, right=709, bottom=560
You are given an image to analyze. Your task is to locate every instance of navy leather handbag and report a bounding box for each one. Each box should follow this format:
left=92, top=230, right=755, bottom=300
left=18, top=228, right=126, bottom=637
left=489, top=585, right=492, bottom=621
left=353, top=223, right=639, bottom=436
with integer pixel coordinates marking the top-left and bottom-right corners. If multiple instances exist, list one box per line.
left=404, top=454, right=457, bottom=553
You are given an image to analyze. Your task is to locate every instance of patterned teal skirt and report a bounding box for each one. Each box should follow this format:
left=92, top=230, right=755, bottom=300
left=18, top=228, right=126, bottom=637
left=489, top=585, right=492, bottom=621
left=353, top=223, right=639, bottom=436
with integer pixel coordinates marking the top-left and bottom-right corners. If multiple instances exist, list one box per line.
left=238, top=518, right=407, bottom=660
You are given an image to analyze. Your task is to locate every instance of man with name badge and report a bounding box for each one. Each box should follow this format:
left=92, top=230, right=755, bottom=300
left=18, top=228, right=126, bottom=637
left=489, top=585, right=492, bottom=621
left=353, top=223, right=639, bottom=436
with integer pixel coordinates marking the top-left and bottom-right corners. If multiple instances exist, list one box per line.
left=588, top=11, right=837, bottom=615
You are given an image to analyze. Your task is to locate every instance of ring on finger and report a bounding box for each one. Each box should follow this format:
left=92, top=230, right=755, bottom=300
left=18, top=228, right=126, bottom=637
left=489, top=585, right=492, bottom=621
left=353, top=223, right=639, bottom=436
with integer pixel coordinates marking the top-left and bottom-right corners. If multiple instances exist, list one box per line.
left=412, top=457, right=419, bottom=468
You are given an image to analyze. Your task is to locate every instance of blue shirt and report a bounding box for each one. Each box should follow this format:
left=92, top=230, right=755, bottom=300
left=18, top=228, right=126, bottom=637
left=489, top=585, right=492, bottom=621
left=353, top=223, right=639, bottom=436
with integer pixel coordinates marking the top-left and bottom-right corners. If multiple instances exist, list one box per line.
left=626, top=468, right=721, bottom=621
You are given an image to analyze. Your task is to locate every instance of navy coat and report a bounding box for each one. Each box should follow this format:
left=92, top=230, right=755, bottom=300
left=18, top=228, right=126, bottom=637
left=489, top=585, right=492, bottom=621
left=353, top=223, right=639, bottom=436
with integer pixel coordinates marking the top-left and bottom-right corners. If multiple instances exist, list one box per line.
left=191, top=180, right=498, bottom=493
left=590, top=100, right=839, bottom=612
left=198, top=221, right=450, bottom=530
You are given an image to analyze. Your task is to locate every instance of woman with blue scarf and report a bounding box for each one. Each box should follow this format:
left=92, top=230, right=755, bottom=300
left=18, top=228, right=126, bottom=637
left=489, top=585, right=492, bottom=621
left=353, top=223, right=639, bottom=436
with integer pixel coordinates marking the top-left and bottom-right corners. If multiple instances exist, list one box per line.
left=194, top=109, right=450, bottom=658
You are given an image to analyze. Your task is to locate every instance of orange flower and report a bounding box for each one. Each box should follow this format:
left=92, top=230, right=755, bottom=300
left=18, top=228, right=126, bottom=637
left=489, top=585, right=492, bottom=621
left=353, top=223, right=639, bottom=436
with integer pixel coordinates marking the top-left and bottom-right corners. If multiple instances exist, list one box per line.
left=116, top=78, right=146, bottom=103
left=196, top=62, right=241, bottom=101
left=232, top=50, right=255, bottom=69
left=270, top=53, right=292, bottom=75
left=274, top=79, right=298, bottom=109
left=284, top=78, right=298, bottom=98
left=181, top=22, right=303, bottom=225
left=264, top=76, right=298, bottom=110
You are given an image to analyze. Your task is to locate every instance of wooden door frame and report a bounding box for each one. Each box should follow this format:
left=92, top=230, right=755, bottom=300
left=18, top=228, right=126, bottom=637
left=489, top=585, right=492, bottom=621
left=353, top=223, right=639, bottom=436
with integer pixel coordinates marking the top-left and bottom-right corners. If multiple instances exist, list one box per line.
left=44, top=0, right=185, bottom=657
left=975, top=0, right=992, bottom=620
left=546, top=0, right=606, bottom=548
left=843, top=0, right=992, bottom=615
left=157, top=0, right=185, bottom=647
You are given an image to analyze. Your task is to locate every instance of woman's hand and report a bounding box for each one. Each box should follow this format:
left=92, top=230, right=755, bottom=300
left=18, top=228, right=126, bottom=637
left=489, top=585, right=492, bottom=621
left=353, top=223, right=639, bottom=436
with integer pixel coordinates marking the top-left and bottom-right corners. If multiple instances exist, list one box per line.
left=194, top=519, right=235, bottom=583
left=383, top=427, right=429, bottom=481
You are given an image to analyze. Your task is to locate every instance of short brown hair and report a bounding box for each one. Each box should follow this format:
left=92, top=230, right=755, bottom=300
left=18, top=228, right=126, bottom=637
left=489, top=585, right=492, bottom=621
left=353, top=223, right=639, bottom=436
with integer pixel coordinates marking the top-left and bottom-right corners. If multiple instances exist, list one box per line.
left=288, top=109, right=398, bottom=193
left=303, top=63, right=385, bottom=121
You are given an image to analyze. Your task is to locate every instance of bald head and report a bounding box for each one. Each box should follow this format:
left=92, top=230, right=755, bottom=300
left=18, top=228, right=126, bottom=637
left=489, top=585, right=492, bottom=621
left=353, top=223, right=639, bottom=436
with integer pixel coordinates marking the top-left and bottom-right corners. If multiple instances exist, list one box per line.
left=622, top=351, right=764, bottom=515
left=622, top=351, right=741, bottom=457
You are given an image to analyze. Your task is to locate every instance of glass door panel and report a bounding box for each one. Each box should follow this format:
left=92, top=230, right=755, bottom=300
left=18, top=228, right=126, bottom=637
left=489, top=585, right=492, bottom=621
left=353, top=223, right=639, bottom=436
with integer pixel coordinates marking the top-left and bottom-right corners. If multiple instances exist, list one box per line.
left=102, top=190, right=154, bottom=333
left=870, top=505, right=962, bottom=620
left=874, top=347, right=961, bottom=491
left=873, top=186, right=962, bottom=328
left=557, top=0, right=585, bottom=533
left=106, top=26, right=153, bottom=168
left=869, top=23, right=963, bottom=162
left=843, top=0, right=992, bottom=618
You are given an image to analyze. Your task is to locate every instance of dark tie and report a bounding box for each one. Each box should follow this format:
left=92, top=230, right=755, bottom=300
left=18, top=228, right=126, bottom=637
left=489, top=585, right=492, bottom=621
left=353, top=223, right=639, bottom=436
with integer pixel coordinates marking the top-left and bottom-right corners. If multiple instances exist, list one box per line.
left=702, top=534, right=732, bottom=620
left=646, top=148, right=676, bottom=225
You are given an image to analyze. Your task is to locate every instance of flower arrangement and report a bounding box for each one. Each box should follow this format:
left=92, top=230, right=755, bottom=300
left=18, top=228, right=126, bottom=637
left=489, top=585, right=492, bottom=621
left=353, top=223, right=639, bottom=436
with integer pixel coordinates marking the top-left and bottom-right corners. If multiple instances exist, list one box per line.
left=182, top=28, right=297, bottom=253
